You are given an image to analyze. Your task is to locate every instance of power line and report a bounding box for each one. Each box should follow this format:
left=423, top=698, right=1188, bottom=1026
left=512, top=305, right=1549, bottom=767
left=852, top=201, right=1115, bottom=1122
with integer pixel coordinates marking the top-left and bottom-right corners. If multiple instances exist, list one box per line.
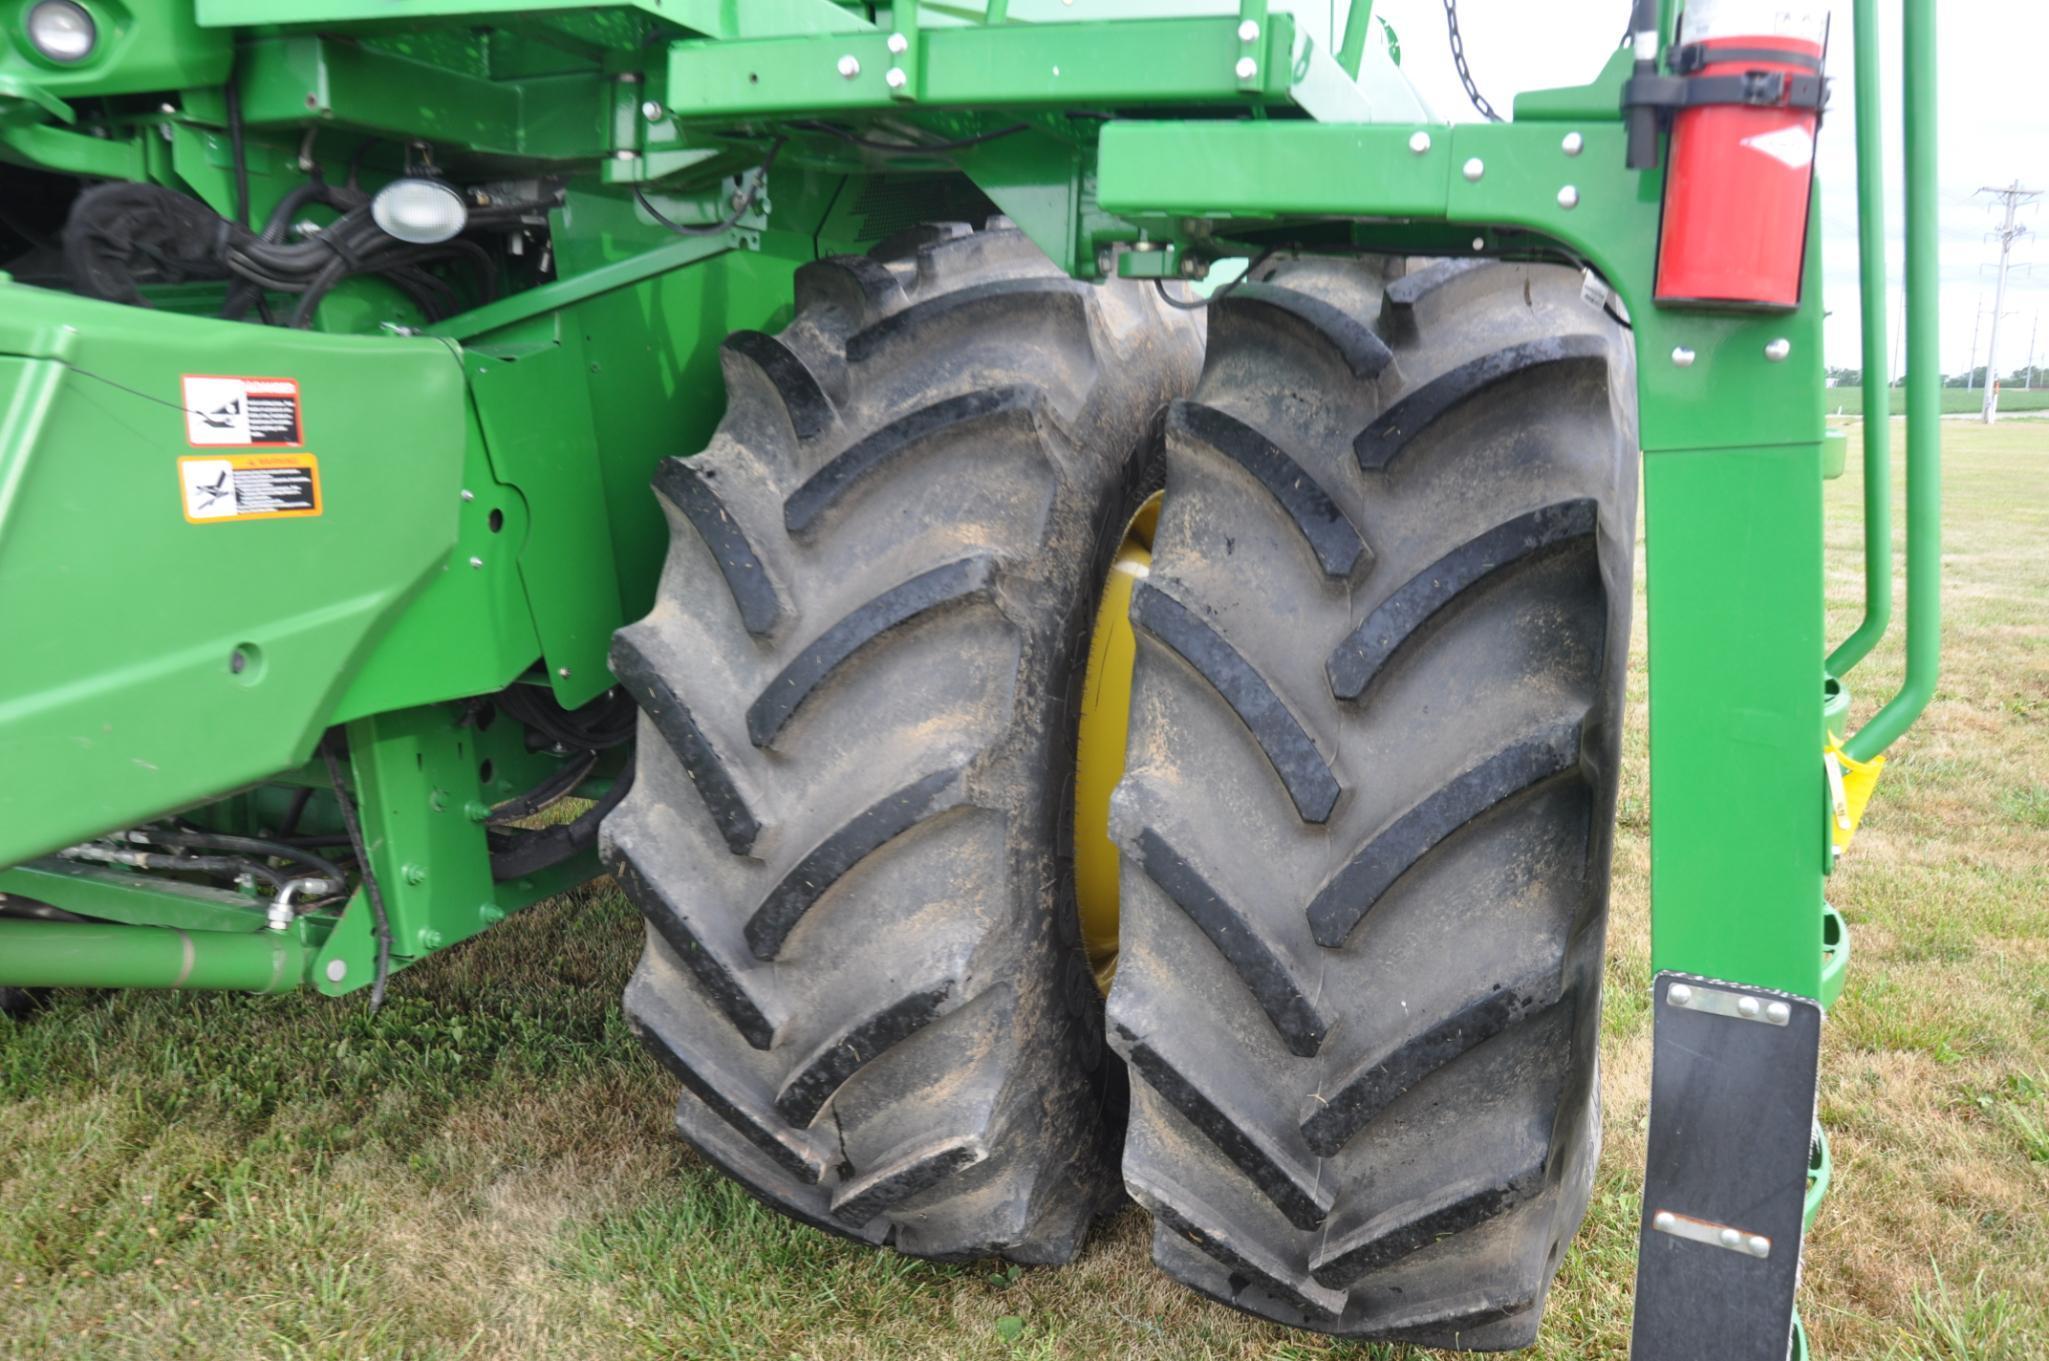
left=1974, top=180, right=2040, bottom=423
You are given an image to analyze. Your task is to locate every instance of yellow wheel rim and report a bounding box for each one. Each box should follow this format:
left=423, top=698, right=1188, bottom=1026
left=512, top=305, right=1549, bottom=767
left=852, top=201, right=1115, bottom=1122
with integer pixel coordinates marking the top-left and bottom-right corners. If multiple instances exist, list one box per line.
left=1073, top=493, right=1159, bottom=993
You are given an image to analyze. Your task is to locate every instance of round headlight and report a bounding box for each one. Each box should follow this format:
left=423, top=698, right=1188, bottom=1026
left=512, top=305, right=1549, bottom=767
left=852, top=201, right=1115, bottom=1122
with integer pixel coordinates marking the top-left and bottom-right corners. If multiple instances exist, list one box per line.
left=371, top=178, right=469, bottom=245
left=26, top=0, right=97, bottom=63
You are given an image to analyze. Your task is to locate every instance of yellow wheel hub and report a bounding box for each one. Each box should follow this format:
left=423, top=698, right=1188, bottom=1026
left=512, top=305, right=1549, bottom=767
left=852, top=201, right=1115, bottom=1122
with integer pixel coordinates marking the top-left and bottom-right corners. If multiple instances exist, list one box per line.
left=1073, top=492, right=1159, bottom=993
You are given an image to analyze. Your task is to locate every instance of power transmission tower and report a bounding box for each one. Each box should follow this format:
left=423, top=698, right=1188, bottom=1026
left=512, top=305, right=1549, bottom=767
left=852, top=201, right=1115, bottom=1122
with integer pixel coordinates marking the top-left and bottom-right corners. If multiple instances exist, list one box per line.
left=1976, top=181, right=2041, bottom=423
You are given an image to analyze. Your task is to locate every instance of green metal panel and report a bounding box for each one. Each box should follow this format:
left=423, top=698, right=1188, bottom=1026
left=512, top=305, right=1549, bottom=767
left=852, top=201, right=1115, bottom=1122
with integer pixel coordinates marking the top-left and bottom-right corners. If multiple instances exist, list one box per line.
left=665, top=16, right=1307, bottom=116
left=0, top=858, right=270, bottom=933
left=330, top=404, right=542, bottom=722
left=235, top=35, right=608, bottom=160
left=1642, top=441, right=1826, bottom=999
left=0, top=285, right=467, bottom=869
left=308, top=700, right=605, bottom=996
left=193, top=0, right=871, bottom=39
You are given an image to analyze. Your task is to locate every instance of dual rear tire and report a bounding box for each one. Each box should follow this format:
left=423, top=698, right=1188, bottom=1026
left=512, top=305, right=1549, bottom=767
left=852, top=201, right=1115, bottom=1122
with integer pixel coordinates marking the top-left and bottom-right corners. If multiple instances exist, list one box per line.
left=606, top=228, right=1636, bottom=1344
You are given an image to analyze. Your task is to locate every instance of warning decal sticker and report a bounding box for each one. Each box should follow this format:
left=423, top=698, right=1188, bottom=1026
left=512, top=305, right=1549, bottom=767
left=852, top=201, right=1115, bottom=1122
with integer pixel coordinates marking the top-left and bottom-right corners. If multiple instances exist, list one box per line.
left=182, top=375, right=304, bottom=447
left=179, top=454, right=322, bottom=523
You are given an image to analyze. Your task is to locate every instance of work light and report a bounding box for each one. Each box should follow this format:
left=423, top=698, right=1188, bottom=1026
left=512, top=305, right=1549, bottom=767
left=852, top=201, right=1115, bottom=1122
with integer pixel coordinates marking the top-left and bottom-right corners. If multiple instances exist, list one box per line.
left=25, top=0, right=96, bottom=62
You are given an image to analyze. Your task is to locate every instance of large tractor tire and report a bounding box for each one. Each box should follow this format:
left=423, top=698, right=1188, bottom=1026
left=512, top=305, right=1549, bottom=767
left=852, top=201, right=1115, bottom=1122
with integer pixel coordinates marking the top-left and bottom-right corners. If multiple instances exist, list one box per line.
left=605, top=222, right=1201, bottom=1261
left=1107, top=256, right=1636, bottom=1345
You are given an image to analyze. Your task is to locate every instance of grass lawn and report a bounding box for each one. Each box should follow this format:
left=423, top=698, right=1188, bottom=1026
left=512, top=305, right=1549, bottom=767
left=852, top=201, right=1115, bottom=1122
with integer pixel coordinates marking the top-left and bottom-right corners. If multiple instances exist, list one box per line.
left=1826, top=387, right=2049, bottom=417
left=3, top=424, right=2045, bottom=1361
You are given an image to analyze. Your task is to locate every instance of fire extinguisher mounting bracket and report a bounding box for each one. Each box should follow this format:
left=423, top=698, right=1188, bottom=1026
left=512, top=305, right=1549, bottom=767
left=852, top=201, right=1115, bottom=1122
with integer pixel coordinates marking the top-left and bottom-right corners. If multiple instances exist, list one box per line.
left=1623, top=70, right=1830, bottom=117
left=1670, top=43, right=1825, bottom=77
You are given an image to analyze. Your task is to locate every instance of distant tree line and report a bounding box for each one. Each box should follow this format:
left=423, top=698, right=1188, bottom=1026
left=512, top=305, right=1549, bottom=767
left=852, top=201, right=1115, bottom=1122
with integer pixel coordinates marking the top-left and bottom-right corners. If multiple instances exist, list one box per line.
left=1825, top=365, right=2039, bottom=389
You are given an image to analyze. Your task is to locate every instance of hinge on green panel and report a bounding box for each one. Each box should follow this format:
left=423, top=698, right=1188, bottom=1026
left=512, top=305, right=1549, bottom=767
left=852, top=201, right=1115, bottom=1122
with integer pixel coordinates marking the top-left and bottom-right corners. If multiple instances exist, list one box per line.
left=1235, top=0, right=1271, bottom=90
left=887, top=0, right=920, bottom=101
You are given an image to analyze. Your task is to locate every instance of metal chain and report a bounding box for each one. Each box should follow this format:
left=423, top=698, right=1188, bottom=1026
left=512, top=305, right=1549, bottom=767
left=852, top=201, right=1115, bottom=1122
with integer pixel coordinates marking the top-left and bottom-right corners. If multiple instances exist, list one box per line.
left=1442, top=0, right=1503, bottom=123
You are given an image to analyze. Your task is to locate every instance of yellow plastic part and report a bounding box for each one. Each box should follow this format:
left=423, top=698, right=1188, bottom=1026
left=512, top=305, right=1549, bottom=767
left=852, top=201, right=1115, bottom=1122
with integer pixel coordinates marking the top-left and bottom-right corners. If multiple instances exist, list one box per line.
left=1073, top=494, right=1159, bottom=993
left=1824, top=734, right=1885, bottom=854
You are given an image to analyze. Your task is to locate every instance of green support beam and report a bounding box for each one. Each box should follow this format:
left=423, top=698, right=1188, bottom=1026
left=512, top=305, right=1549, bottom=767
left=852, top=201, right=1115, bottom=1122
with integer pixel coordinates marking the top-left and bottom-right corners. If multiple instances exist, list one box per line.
left=0, top=918, right=309, bottom=992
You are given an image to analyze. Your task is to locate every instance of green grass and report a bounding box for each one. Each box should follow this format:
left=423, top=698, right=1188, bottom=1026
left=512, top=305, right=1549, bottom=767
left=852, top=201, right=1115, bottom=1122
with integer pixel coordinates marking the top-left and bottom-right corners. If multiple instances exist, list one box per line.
left=1825, top=386, right=2049, bottom=416
left=4, top=423, right=2047, bottom=1360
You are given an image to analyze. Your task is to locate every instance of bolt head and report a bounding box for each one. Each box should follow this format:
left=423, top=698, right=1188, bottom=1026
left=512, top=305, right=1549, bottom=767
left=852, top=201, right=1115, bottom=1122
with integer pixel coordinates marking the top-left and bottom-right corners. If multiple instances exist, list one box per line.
left=885, top=65, right=908, bottom=89
left=1767, top=1001, right=1792, bottom=1024
left=887, top=31, right=908, bottom=54
left=640, top=99, right=663, bottom=121
left=1719, top=1227, right=1743, bottom=1248
left=1765, top=337, right=1793, bottom=362
left=1408, top=130, right=1432, bottom=155
left=1462, top=156, right=1485, bottom=182
left=558, top=666, right=572, bottom=678
left=1562, top=131, right=1585, bottom=156
left=1671, top=346, right=1698, bottom=368
left=1235, top=56, right=1258, bottom=80
left=460, top=488, right=475, bottom=501
left=1748, top=1235, right=1771, bottom=1257
left=1738, top=995, right=1763, bottom=1017
left=1557, top=185, right=1580, bottom=210
left=1669, top=983, right=1694, bottom=1006
left=837, top=53, right=861, bottom=78
left=325, top=959, right=347, bottom=983
left=1652, top=1211, right=1677, bottom=1231
left=612, top=148, right=636, bottom=161
left=468, top=555, right=484, bottom=569
left=1471, top=237, right=1485, bottom=252
left=1237, top=19, right=1260, bottom=42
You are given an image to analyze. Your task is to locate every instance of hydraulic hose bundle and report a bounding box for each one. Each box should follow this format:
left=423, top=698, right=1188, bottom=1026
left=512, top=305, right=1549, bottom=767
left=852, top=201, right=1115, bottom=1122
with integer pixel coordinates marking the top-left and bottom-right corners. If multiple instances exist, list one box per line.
left=60, top=179, right=557, bottom=327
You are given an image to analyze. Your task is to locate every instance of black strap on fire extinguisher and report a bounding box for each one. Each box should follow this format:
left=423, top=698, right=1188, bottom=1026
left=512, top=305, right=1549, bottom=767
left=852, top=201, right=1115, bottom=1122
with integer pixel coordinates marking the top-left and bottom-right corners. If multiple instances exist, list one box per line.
left=1623, top=0, right=1662, bottom=170
left=1621, top=21, right=1831, bottom=172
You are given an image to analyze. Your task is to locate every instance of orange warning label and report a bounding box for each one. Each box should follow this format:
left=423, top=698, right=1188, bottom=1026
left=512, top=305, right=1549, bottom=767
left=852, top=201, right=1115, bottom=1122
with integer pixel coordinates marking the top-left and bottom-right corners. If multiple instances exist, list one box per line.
left=178, top=453, right=322, bottom=523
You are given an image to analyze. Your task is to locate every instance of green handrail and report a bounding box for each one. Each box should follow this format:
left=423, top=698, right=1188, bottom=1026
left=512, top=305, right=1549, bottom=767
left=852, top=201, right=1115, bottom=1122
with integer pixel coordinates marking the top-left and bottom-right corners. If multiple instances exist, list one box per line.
left=1336, top=0, right=1373, bottom=79
left=1844, top=0, right=1939, bottom=764
left=1825, top=0, right=1893, bottom=679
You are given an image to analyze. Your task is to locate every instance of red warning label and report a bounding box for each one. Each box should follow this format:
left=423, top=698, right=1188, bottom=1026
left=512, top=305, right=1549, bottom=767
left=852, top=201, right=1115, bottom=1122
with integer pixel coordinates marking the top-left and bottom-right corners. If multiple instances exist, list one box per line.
left=182, top=375, right=304, bottom=447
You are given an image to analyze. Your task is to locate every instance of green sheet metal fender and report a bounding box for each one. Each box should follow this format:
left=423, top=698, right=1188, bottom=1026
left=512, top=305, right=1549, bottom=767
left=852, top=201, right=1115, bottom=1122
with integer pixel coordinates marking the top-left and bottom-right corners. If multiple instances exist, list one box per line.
left=0, top=283, right=467, bottom=865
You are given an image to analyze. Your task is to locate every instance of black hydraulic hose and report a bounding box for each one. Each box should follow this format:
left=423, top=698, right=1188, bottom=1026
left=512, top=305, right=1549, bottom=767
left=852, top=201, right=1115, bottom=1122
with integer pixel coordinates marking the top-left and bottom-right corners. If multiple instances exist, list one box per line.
left=486, top=749, right=599, bottom=827
left=60, top=844, right=287, bottom=889
left=489, top=756, right=632, bottom=882
left=147, top=828, right=348, bottom=886
left=225, top=73, right=251, bottom=229
left=323, top=736, right=392, bottom=1012
left=635, top=140, right=784, bottom=238
left=277, top=786, right=315, bottom=837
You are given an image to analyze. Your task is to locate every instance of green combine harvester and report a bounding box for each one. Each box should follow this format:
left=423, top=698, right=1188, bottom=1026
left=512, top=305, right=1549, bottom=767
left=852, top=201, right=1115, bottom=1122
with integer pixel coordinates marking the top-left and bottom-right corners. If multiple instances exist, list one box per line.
left=0, top=1, right=1941, bottom=1353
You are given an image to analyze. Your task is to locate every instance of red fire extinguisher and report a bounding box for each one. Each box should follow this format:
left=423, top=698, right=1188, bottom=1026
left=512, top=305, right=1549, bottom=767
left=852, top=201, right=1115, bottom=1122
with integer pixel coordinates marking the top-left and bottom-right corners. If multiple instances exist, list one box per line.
left=1636, top=3, right=1832, bottom=310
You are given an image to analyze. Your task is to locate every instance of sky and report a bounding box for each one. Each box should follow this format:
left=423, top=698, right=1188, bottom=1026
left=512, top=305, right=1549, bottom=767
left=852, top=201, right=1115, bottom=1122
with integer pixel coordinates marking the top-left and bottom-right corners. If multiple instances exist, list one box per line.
left=1369, top=0, right=2049, bottom=378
